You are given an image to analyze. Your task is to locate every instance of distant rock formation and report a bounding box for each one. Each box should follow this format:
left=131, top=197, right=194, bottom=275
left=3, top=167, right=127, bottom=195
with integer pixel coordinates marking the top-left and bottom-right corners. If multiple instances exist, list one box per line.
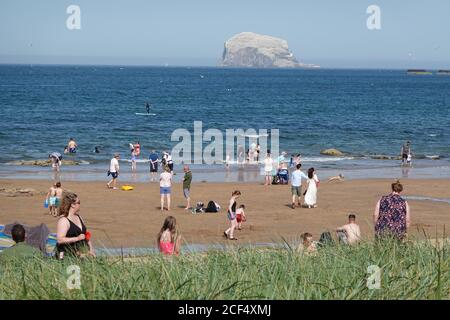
left=221, top=32, right=318, bottom=68
left=9, top=160, right=82, bottom=166
left=320, top=149, right=344, bottom=156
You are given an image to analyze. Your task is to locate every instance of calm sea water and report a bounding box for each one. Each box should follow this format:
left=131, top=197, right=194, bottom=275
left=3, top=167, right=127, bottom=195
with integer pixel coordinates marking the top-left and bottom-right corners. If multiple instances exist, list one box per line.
left=0, top=65, right=449, bottom=181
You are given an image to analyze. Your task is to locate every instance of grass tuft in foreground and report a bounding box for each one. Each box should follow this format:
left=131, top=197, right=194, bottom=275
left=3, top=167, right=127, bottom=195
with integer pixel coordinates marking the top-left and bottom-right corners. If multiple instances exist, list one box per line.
left=0, top=238, right=448, bottom=299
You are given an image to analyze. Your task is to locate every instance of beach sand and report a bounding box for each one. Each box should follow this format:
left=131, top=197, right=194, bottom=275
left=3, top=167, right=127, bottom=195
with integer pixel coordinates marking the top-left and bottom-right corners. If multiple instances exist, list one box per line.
left=0, top=178, right=449, bottom=249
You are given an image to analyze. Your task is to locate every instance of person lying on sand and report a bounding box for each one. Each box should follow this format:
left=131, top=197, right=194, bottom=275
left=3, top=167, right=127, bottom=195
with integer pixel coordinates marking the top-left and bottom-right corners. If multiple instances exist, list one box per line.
left=328, top=174, right=344, bottom=182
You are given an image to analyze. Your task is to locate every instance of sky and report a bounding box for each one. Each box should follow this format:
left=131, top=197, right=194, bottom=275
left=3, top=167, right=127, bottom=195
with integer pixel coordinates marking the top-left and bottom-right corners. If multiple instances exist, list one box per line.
left=0, top=0, right=449, bottom=68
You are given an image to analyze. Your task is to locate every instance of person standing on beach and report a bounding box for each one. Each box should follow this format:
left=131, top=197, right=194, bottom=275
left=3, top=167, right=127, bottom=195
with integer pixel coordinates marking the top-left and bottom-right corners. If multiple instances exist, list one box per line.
left=374, top=180, right=411, bottom=241
left=56, top=191, right=95, bottom=259
left=304, top=168, right=319, bottom=208
left=107, top=153, right=120, bottom=189
left=149, top=150, right=159, bottom=181
left=263, top=151, right=274, bottom=186
left=401, top=141, right=411, bottom=166
left=67, top=138, right=77, bottom=154
left=130, top=148, right=137, bottom=172
left=290, top=164, right=308, bottom=209
left=46, top=181, right=63, bottom=216
left=224, top=190, right=241, bottom=240
left=183, top=165, right=192, bottom=210
left=160, top=166, right=172, bottom=211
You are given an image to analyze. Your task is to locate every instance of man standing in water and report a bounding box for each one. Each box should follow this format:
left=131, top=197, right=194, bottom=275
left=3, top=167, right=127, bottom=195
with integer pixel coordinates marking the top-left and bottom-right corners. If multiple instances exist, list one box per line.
left=67, top=138, right=77, bottom=153
left=146, top=102, right=150, bottom=114
left=401, top=141, right=411, bottom=166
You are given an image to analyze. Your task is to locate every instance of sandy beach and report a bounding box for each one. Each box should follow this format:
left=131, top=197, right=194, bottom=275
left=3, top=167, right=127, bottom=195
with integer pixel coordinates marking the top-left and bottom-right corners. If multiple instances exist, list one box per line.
left=1, top=178, right=449, bottom=249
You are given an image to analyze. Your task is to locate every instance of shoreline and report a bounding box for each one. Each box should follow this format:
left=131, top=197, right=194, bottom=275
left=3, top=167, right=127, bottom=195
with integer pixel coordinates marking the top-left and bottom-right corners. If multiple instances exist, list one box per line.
left=1, top=178, right=449, bottom=249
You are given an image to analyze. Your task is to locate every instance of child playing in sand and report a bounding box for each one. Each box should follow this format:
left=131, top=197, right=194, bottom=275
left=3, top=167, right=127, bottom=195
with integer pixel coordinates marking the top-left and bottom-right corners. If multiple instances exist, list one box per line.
left=297, top=233, right=317, bottom=256
left=236, top=205, right=246, bottom=230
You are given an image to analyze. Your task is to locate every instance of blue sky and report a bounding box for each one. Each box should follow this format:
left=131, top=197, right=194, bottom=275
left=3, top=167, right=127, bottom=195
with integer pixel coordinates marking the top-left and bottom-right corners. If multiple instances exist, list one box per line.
left=0, top=0, right=449, bottom=68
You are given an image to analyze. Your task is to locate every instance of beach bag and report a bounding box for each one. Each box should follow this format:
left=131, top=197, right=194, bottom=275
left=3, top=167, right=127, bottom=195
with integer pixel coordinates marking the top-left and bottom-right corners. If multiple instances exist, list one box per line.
left=205, top=201, right=218, bottom=213
left=195, top=202, right=205, bottom=213
left=318, top=231, right=335, bottom=247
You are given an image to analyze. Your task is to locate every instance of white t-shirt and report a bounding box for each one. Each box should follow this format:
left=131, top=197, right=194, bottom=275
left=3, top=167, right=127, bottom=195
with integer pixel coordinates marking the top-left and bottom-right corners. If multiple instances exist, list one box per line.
left=264, top=157, right=273, bottom=172
left=160, top=171, right=172, bottom=187
left=110, top=158, right=119, bottom=173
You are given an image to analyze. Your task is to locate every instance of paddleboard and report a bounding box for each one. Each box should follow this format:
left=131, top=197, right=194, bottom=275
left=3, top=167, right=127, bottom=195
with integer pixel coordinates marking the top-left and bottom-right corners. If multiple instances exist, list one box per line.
left=136, top=113, right=156, bottom=116
left=238, top=133, right=269, bottom=138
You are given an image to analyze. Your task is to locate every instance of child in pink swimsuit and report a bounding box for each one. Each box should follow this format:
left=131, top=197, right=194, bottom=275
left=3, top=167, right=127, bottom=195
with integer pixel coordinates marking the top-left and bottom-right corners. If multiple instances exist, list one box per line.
left=157, top=216, right=181, bottom=255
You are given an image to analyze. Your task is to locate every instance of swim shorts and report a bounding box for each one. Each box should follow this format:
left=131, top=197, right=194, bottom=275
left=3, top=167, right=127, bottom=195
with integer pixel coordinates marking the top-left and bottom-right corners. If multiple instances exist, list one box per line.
left=236, top=214, right=242, bottom=223
left=291, top=186, right=302, bottom=196
left=160, top=187, right=171, bottom=195
left=111, top=172, right=118, bottom=179
left=183, top=188, right=190, bottom=198
left=150, top=163, right=158, bottom=172
left=227, top=211, right=236, bottom=221
left=49, top=196, right=57, bottom=206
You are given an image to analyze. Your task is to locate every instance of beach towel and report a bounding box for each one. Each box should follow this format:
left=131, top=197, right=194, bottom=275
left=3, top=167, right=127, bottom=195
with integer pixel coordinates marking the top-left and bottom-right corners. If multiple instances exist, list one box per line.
left=0, top=224, right=57, bottom=256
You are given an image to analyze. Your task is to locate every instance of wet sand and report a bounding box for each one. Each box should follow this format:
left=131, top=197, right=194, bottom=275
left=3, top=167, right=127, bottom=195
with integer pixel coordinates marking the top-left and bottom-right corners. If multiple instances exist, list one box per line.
left=0, top=178, right=449, bottom=248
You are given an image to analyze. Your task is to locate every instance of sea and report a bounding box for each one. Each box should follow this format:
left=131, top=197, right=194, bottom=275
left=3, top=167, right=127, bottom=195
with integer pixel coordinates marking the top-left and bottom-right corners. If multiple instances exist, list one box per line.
left=1, top=65, right=449, bottom=182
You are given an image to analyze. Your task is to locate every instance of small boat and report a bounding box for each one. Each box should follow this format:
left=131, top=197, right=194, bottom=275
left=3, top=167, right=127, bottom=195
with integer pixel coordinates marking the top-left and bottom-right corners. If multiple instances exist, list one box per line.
left=407, top=69, right=432, bottom=75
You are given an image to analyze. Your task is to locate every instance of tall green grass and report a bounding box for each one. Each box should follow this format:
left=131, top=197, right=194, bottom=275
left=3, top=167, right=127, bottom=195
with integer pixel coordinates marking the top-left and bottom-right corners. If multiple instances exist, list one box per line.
left=0, top=238, right=448, bottom=299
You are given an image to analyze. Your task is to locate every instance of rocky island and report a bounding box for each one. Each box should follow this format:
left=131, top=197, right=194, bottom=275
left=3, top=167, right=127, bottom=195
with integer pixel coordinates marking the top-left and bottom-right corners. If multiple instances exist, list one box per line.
left=221, top=32, right=318, bottom=69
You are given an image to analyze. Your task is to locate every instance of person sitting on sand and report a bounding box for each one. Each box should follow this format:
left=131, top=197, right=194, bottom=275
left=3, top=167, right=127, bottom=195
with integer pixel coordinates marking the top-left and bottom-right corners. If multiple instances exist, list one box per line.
left=297, top=233, right=317, bottom=256
left=0, top=224, right=41, bottom=263
left=56, top=191, right=95, bottom=259
left=157, top=216, right=181, bottom=255
left=336, top=214, right=361, bottom=245
left=328, top=173, right=344, bottom=182
left=224, top=190, right=241, bottom=240
left=236, top=204, right=246, bottom=230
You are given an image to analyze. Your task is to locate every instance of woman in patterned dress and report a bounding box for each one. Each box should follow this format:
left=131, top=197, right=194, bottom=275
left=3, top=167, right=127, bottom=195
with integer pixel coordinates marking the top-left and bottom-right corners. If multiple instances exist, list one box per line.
left=373, top=180, right=411, bottom=241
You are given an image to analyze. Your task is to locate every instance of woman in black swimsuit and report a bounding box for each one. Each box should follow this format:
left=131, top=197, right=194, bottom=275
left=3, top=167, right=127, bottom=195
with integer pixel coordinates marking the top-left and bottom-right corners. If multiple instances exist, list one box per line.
left=223, top=190, right=241, bottom=240
left=56, top=191, right=95, bottom=259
